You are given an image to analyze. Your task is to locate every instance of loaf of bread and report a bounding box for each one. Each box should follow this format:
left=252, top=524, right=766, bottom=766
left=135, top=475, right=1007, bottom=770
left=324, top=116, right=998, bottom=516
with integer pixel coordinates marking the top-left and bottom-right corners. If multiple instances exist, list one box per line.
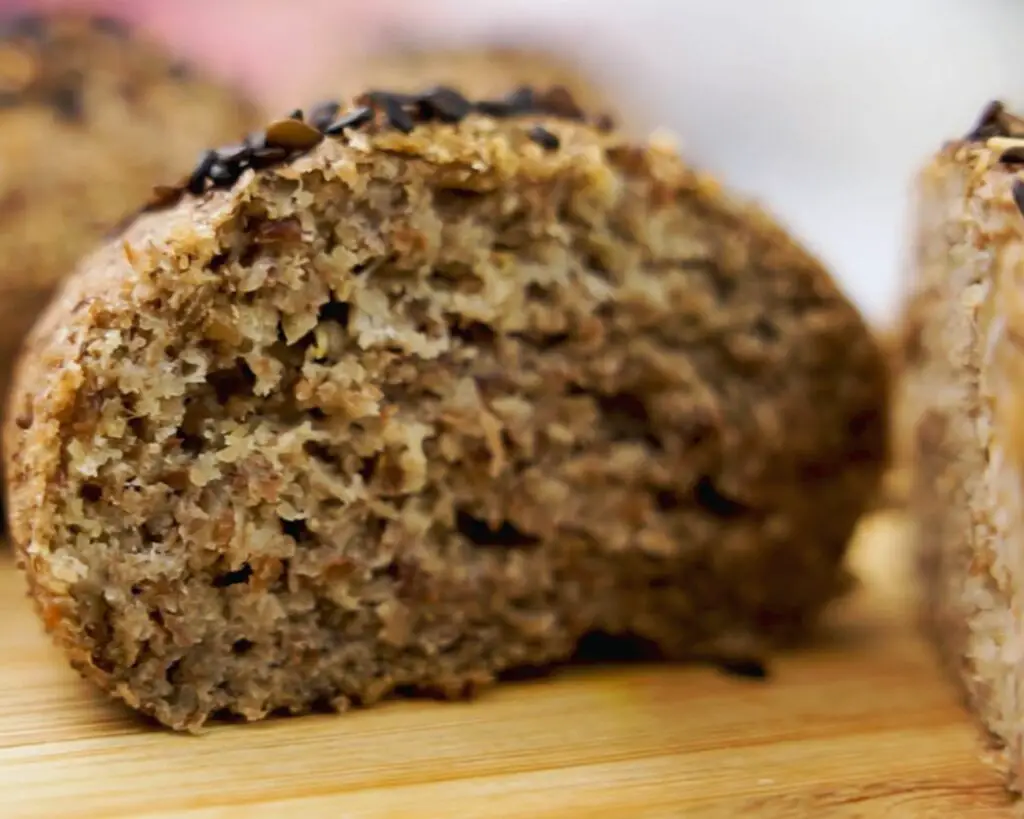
left=0, top=12, right=260, bottom=410
left=902, top=101, right=1024, bottom=790
left=5, top=87, right=888, bottom=730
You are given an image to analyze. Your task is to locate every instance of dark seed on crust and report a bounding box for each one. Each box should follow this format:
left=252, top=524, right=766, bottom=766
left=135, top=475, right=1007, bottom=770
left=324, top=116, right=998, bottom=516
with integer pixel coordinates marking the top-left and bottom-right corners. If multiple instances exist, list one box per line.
left=216, top=144, right=249, bottom=165
left=474, top=97, right=511, bottom=117
left=536, top=85, right=584, bottom=120
left=323, top=105, right=373, bottom=135
left=528, top=125, right=560, bottom=151
left=1012, top=178, right=1024, bottom=217
left=361, top=90, right=418, bottom=106
left=264, top=117, right=323, bottom=151
left=207, top=162, right=237, bottom=188
left=504, top=86, right=536, bottom=113
left=717, top=657, right=769, bottom=680
left=308, top=100, right=341, bottom=132
left=967, top=100, right=1006, bottom=141
left=249, top=145, right=290, bottom=170
left=382, top=96, right=414, bottom=133
left=288, top=108, right=303, bottom=121
left=999, top=147, right=1024, bottom=165
left=420, top=86, right=471, bottom=123
left=187, top=150, right=217, bottom=194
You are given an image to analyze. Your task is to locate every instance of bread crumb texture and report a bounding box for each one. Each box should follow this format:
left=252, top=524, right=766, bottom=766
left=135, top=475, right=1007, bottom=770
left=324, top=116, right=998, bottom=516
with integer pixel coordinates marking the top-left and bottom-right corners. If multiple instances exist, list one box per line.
left=0, top=13, right=260, bottom=411
left=5, top=102, right=887, bottom=730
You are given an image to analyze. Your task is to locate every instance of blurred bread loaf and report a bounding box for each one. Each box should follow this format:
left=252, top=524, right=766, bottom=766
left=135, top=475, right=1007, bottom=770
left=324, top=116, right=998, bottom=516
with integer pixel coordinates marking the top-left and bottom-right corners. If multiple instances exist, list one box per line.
left=0, top=13, right=261, bottom=411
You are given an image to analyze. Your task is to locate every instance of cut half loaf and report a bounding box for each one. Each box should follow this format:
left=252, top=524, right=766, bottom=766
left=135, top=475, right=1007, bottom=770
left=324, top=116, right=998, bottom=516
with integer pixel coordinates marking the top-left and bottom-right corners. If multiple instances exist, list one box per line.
left=902, top=101, right=1024, bottom=790
left=5, top=87, right=887, bottom=730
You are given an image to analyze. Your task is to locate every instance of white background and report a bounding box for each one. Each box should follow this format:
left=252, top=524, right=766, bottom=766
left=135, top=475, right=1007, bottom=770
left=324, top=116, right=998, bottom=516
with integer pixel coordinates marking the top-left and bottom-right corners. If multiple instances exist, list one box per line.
left=409, top=0, right=1024, bottom=326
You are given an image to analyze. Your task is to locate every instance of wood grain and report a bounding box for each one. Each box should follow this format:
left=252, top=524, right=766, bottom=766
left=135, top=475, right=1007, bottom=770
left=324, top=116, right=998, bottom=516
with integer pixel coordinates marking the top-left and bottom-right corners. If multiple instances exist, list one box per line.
left=0, top=512, right=1013, bottom=818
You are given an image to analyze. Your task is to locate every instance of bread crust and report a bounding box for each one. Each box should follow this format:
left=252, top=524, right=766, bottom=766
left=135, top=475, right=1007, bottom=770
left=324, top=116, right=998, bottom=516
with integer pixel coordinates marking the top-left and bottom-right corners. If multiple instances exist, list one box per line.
left=5, top=90, right=887, bottom=730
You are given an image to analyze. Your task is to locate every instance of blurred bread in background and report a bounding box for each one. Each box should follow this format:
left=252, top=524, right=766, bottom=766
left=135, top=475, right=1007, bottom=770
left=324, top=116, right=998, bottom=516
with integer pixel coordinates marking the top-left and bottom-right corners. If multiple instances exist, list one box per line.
left=0, top=12, right=261, bottom=414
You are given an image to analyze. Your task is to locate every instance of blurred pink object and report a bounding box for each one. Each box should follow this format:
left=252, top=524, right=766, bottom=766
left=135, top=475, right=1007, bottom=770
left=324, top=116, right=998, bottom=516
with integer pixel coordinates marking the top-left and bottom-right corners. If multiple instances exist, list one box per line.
left=0, top=0, right=414, bottom=106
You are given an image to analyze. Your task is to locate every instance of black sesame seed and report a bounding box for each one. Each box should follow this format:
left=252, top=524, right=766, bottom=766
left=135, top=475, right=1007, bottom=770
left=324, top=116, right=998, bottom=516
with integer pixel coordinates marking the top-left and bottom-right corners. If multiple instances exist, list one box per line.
left=1013, top=178, right=1024, bottom=217
left=288, top=108, right=304, bottom=121
left=537, top=85, right=584, bottom=120
left=504, top=86, right=536, bottom=113
left=967, top=100, right=1007, bottom=141
left=249, top=145, right=290, bottom=170
left=308, top=100, right=341, bottom=132
left=717, top=657, right=769, bottom=680
left=528, top=125, right=560, bottom=151
left=474, top=97, right=512, bottom=117
left=363, top=90, right=419, bottom=106
left=187, top=150, right=217, bottom=194
left=323, top=105, right=373, bottom=135
left=207, top=162, right=237, bottom=188
left=50, top=75, right=85, bottom=123
left=1000, top=147, right=1024, bottom=165
left=215, top=144, right=249, bottom=165
left=420, top=86, right=471, bottom=123
left=382, top=96, right=414, bottom=133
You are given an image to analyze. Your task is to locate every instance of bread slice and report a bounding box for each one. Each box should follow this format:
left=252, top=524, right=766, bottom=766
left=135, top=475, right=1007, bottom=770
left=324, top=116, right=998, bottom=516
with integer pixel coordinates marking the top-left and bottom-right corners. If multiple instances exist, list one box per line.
left=902, top=101, right=1024, bottom=789
left=0, top=12, right=261, bottom=412
left=5, top=87, right=887, bottom=730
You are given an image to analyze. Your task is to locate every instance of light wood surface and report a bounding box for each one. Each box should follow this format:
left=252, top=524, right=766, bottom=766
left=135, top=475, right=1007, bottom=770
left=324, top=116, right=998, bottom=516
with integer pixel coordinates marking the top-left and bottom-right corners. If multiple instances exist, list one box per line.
left=0, top=512, right=1014, bottom=818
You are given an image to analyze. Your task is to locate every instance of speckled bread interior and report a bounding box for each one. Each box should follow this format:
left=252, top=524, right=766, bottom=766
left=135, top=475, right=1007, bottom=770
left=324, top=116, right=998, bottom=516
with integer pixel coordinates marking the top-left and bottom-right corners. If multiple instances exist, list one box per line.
left=902, top=101, right=1024, bottom=791
left=5, top=88, right=888, bottom=731
left=0, top=12, right=261, bottom=414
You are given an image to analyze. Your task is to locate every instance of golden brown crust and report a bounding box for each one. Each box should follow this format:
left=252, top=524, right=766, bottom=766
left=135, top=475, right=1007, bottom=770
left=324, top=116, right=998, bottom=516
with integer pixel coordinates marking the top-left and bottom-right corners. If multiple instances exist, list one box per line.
left=0, top=12, right=261, bottom=412
left=6, top=93, right=887, bottom=730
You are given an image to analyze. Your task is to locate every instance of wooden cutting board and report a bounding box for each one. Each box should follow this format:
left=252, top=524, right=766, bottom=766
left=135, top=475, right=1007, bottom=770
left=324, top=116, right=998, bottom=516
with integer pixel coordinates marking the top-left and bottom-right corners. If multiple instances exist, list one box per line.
left=0, top=512, right=1013, bottom=818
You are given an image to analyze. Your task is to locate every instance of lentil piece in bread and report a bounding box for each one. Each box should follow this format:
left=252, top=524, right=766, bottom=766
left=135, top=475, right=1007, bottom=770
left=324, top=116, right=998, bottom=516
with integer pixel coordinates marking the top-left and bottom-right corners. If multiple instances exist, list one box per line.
left=902, top=101, right=1024, bottom=791
left=5, top=90, right=887, bottom=730
left=0, top=13, right=261, bottom=412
